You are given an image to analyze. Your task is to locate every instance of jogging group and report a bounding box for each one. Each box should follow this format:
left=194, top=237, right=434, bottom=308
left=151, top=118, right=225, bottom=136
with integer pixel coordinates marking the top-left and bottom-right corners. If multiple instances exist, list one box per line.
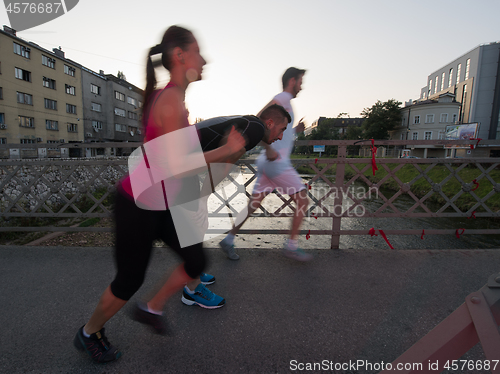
left=74, top=25, right=313, bottom=363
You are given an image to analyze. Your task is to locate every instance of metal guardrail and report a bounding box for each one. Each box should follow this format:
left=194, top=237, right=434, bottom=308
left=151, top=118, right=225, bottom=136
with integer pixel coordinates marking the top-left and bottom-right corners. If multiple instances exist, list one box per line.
left=1, top=140, right=499, bottom=248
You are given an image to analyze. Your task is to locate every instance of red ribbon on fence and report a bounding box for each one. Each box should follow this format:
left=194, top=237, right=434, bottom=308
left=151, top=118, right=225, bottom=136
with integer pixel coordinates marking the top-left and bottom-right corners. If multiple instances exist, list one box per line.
left=421, top=229, right=425, bottom=239
left=308, top=184, right=312, bottom=190
left=379, top=230, right=394, bottom=249
left=370, top=139, right=378, bottom=176
left=306, top=229, right=311, bottom=240
left=369, top=228, right=394, bottom=249
left=311, top=213, right=318, bottom=220
left=472, top=179, right=479, bottom=191
left=468, top=211, right=476, bottom=219
left=455, top=228, right=465, bottom=238
left=314, top=158, right=318, bottom=164
left=469, top=138, right=482, bottom=149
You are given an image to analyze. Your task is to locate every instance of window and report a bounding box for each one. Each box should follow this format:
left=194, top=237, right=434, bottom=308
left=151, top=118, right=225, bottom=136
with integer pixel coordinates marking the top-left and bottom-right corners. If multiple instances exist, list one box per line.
left=47, top=140, right=60, bottom=151
left=448, top=68, right=453, bottom=87
left=46, top=120, right=59, bottom=130
left=115, top=91, right=125, bottom=101
left=412, top=132, right=418, bottom=140
left=456, top=63, right=462, bottom=84
left=138, top=101, right=143, bottom=108
left=67, top=123, right=78, bottom=132
left=128, top=111, right=138, bottom=120
left=13, top=42, right=30, bottom=58
left=425, top=114, right=434, bottom=123
left=15, top=67, right=31, bottom=82
left=441, top=72, right=445, bottom=91
left=115, top=123, right=127, bottom=132
left=438, top=131, right=445, bottom=140
left=440, top=113, right=448, bottom=123
left=42, top=55, right=55, bottom=69
left=401, top=117, right=406, bottom=126
left=0, top=87, right=3, bottom=100
left=0, top=113, right=4, bottom=124
left=413, top=115, right=420, bottom=124
left=92, top=120, right=103, bottom=130
left=19, top=115, right=34, bottom=128
left=91, top=102, right=102, bottom=112
left=434, top=76, right=438, bottom=94
left=64, top=65, right=75, bottom=76
left=43, top=77, right=56, bottom=89
left=114, top=108, right=126, bottom=117
left=127, top=97, right=138, bottom=106
left=424, top=131, right=432, bottom=140
left=90, top=84, right=101, bottom=95
left=428, top=80, right=432, bottom=97
left=65, top=84, right=76, bottom=95
left=0, top=138, right=6, bottom=144
left=66, top=104, right=77, bottom=114
left=44, top=98, right=57, bottom=110
left=17, top=92, right=33, bottom=105
left=452, top=113, right=458, bottom=123
left=400, top=133, right=405, bottom=140
left=20, top=139, right=36, bottom=144
left=465, top=58, right=470, bottom=80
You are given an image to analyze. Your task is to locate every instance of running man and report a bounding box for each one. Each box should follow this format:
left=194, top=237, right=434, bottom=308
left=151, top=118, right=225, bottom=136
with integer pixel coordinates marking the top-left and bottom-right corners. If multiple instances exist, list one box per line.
left=219, top=67, right=312, bottom=261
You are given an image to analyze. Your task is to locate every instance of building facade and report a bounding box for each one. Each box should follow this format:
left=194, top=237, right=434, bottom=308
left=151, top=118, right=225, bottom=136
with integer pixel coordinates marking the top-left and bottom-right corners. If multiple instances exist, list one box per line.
left=419, top=42, right=500, bottom=141
left=0, top=26, right=83, bottom=158
left=390, top=93, right=461, bottom=158
left=0, top=25, right=144, bottom=159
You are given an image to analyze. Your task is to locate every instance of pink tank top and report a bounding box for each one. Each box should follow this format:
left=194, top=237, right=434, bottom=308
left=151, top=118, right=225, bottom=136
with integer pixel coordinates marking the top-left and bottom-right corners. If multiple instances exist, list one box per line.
left=119, top=82, right=191, bottom=201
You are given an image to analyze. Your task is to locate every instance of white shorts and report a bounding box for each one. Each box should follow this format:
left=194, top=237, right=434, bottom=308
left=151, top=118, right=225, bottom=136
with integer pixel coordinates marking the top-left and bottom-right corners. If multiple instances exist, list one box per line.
left=252, top=166, right=306, bottom=196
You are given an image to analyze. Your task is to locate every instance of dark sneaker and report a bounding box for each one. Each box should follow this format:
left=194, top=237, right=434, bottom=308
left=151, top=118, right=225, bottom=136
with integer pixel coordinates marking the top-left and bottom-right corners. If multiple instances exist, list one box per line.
left=181, top=284, right=225, bottom=309
left=200, top=272, right=215, bottom=285
left=74, top=326, right=122, bottom=363
left=132, top=302, right=169, bottom=335
left=219, top=239, right=239, bottom=260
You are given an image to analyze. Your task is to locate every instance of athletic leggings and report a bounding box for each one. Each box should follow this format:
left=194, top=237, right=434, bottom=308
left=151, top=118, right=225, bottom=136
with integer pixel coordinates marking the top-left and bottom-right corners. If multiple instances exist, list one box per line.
left=110, top=190, right=206, bottom=301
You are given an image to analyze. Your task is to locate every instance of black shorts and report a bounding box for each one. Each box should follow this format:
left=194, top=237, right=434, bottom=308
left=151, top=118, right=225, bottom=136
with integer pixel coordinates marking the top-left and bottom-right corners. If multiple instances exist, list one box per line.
left=110, top=190, right=206, bottom=300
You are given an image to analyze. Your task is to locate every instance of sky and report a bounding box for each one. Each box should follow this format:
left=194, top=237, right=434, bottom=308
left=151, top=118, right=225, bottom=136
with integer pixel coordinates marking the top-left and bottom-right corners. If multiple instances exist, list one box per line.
left=1, top=0, right=499, bottom=127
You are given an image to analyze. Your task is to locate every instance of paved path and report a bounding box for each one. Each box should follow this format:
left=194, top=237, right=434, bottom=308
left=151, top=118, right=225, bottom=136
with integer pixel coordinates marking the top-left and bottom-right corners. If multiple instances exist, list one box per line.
left=0, top=245, right=498, bottom=374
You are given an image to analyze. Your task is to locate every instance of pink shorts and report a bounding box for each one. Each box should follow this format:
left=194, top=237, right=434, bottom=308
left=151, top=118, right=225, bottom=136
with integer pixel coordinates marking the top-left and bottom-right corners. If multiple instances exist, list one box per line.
left=252, top=166, right=306, bottom=195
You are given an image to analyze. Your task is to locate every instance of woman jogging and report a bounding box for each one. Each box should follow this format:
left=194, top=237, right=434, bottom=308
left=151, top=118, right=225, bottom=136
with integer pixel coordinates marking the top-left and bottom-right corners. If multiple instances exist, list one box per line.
left=74, top=25, right=246, bottom=363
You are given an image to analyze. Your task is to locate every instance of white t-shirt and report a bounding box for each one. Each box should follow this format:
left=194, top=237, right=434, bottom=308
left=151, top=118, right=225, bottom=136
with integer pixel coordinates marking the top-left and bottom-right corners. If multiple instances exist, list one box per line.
left=256, top=92, right=295, bottom=178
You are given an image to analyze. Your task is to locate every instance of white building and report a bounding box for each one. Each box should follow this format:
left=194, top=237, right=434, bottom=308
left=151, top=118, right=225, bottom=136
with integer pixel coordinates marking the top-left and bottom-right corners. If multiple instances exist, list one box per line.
left=390, top=93, right=461, bottom=158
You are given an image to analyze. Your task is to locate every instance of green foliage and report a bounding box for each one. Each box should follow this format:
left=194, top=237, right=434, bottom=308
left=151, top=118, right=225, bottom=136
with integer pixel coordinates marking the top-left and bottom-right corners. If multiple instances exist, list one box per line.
left=361, top=99, right=402, bottom=140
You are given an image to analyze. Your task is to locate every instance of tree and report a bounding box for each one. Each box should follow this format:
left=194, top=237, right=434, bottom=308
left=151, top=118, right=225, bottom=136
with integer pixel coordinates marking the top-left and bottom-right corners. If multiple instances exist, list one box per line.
left=117, top=71, right=127, bottom=81
left=361, top=99, right=402, bottom=140
left=306, top=115, right=342, bottom=156
left=344, top=124, right=364, bottom=156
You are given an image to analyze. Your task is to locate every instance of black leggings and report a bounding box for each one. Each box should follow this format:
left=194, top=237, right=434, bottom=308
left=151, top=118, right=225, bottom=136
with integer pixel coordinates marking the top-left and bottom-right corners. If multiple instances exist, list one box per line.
left=110, top=190, right=206, bottom=301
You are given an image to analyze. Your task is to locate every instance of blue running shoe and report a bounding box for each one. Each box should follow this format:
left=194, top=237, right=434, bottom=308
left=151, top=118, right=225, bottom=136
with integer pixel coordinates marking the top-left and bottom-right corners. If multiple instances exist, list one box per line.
left=181, top=284, right=225, bottom=309
left=200, top=272, right=215, bottom=285
left=282, top=246, right=313, bottom=262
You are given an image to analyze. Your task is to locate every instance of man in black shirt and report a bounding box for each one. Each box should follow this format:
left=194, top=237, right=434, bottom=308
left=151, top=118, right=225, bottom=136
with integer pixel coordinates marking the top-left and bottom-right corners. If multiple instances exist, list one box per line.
left=196, top=104, right=291, bottom=154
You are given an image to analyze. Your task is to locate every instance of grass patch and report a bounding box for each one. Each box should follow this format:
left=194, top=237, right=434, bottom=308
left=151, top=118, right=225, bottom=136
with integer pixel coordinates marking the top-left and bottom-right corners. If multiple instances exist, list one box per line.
left=292, top=158, right=500, bottom=211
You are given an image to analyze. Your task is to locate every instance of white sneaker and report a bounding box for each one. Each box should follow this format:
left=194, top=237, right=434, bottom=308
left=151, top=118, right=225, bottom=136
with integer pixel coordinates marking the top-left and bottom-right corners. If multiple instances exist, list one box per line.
left=219, top=239, right=240, bottom=260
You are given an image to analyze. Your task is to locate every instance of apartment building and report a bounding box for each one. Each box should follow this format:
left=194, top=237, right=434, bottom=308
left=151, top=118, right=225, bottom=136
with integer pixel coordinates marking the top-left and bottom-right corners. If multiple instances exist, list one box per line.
left=0, top=25, right=144, bottom=159
left=0, top=26, right=83, bottom=158
left=420, top=42, right=500, bottom=141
